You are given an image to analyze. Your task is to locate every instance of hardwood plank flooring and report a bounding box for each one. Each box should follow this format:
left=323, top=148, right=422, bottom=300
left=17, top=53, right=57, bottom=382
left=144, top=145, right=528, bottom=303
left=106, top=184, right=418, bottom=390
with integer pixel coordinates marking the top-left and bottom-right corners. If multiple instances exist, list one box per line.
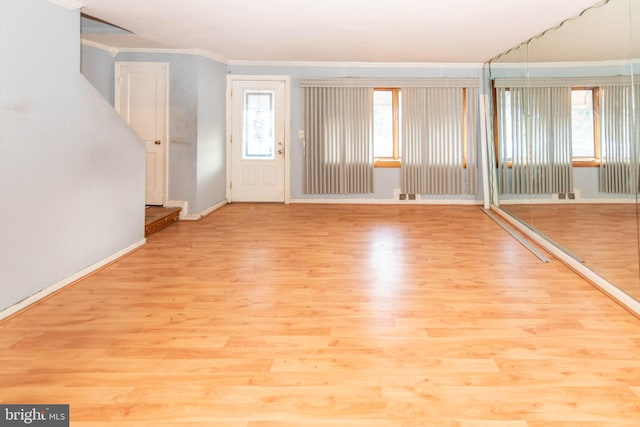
left=2, top=204, right=640, bottom=426
left=503, top=204, right=640, bottom=299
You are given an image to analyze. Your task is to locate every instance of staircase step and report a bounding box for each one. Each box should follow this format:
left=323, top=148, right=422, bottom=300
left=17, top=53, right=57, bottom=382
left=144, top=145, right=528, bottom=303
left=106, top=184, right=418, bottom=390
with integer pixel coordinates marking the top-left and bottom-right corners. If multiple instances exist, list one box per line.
left=145, top=207, right=181, bottom=237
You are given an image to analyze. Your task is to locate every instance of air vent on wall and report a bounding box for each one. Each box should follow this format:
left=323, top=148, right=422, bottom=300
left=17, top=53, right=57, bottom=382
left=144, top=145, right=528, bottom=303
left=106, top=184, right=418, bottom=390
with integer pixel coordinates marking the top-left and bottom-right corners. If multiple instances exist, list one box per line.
left=555, top=190, right=580, bottom=201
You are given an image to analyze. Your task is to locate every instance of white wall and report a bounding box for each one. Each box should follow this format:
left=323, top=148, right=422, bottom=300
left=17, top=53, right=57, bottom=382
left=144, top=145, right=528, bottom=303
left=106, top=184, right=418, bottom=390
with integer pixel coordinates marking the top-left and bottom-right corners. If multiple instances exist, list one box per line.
left=0, top=0, right=146, bottom=312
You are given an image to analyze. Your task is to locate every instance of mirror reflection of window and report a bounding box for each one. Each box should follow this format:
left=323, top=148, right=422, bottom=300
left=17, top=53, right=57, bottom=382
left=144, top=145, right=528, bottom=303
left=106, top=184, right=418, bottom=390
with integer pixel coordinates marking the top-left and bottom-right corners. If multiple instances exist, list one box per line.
left=503, top=90, right=512, bottom=160
left=571, top=88, right=596, bottom=159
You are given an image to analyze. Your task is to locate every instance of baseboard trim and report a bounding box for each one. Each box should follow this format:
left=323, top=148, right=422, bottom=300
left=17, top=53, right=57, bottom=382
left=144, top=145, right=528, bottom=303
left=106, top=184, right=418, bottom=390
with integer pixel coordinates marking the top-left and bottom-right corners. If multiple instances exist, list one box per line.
left=290, top=198, right=482, bottom=205
left=165, top=200, right=189, bottom=219
left=168, top=199, right=227, bottom=221
left=197, top=200, right=228, bottom=219
left=500, top=198, right=637, bottom=205
left=0, top=239, right=146, bottom=321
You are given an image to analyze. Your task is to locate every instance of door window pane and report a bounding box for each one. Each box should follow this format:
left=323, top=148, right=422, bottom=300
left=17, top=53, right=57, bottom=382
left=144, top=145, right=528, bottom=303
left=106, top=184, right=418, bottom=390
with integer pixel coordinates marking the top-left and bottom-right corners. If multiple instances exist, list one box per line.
left=244, top=91, right=275, bottom=159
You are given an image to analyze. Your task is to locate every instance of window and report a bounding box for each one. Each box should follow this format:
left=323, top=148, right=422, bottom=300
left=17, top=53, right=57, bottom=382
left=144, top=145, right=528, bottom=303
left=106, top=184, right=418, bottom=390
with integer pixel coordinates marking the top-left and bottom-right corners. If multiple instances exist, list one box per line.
left=494, top=86, right=574, bottom=194
left=302, top=81, right=478, bottom=195
left=571, top=88, right=599, bottom=163
left=373, top=88, right=401, bottom=167
left=243, top=90, right=275, bottom=159
left=501, top=89, right=513, bottom=160
left=374, top=87, right=470, bottom=169
left=496, top=85, right=600, bottom=167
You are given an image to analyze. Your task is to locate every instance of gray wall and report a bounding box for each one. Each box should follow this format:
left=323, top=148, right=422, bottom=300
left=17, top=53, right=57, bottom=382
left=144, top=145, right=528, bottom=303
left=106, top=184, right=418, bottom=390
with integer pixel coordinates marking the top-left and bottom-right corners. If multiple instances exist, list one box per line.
left=0, top=0, right=145, bottom=311
left=82, top=49, right=228, bottom=214
left=229, top=64, right=485, bottom=202
left=195, top=56, right=228, bottom=212
left=80, top=44, right=114, bottom=104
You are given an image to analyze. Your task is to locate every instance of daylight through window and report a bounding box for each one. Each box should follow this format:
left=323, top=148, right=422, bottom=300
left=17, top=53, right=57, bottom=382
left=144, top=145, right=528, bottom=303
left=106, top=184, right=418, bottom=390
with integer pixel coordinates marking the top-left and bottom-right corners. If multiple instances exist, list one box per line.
left=373, top=89, right=400, bottom=166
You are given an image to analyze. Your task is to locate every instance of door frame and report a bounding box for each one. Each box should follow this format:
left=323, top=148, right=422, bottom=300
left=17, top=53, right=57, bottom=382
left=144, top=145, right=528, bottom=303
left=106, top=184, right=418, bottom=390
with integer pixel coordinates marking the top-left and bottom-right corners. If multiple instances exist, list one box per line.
left=114, top=61, right=170, bottom=206
left=226, top=75, right=291, bottom=204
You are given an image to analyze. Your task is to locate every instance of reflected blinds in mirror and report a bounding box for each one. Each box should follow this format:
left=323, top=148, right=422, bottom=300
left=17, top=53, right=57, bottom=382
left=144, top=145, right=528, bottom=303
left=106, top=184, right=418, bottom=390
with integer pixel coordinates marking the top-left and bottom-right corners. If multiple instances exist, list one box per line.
left=496, top=87, right=573, bottom=194
left=599, top=84, right=640, bottom=193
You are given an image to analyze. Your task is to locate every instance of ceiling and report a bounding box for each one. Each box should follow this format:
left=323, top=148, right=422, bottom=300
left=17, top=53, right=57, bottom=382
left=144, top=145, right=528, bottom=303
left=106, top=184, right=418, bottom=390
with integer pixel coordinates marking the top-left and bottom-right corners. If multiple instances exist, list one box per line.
left=78, top=0, right=602, bottom=64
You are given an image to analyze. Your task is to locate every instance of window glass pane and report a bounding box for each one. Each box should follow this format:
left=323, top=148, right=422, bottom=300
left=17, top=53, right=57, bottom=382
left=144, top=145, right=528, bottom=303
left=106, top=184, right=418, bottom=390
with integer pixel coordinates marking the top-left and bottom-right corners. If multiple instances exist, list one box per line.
left=398, top=90, right=402, bottom=158
left=243, top=91, right=275, bottom=159
left=504, top=90, right=513, bottom=160
left=373, top=90, right=393, bottom=158
left=571, top=89, right=595, bottom=158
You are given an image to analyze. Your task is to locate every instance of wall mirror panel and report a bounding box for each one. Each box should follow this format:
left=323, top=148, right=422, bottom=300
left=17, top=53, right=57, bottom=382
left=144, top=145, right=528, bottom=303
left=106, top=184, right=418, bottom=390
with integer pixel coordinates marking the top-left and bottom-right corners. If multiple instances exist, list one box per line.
left=487, top=0, right=640, bottom=309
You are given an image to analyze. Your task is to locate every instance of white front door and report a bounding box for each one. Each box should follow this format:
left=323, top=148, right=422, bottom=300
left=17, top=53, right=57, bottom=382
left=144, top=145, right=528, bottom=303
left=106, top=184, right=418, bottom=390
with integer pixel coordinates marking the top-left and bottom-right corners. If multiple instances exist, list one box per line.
left=115, top=62, right=168, bottom=206
left=229, top=79, right=287, bottom=202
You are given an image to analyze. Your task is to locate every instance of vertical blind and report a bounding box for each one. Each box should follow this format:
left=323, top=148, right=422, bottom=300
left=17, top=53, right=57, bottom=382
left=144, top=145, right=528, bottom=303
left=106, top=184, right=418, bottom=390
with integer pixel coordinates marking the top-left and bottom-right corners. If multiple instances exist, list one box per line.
left=302, top=78, right=479, bottom=195
left=496, top=86, right=573, bottom=194
left=303, top=87, right=373, bottom=194
left=401, top=87, right=477, bottom=194
left=599, top=84, right=640, bottom=193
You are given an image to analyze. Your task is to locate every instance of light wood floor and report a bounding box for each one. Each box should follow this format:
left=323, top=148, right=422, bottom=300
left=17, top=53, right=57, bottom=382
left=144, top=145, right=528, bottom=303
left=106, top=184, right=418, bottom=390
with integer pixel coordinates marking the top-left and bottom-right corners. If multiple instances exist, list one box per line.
left=2, top=204, right=640, bottom=426
left=503, top=204, right=640, bottom=300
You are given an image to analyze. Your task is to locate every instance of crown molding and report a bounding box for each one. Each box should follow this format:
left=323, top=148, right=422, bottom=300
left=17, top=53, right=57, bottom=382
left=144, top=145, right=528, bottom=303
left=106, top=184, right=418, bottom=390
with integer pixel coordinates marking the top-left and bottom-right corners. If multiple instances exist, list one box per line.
left=115, top=47, right=228, bottom=64
left=494, top=75, right=640, bottom=88
left=79, top=41, right=485, bottom=70
left=81, top=38, right=119, bottom=57
left=173, top=48, right=228, bottom=64
left=300, top=77, right=480, bottom=88
left=489, top=58, right=640, bottom=69
left=46, top=0, right=85, bottom=9
left=228, top=59, right=483, bottom=69
left=79, top=40, right=229, bottom=64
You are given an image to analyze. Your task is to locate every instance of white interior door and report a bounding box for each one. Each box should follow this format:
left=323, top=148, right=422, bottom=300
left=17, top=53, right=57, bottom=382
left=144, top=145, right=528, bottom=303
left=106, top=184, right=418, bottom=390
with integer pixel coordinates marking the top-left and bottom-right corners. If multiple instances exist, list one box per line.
left=230, top=79, right=286, bottom=202
left=115, top=62, right=168, bottom=206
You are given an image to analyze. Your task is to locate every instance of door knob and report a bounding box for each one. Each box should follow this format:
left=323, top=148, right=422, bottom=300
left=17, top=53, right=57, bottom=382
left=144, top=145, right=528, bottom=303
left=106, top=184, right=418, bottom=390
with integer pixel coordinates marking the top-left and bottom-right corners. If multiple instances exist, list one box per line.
left=155, top=140, right=161, bottom=145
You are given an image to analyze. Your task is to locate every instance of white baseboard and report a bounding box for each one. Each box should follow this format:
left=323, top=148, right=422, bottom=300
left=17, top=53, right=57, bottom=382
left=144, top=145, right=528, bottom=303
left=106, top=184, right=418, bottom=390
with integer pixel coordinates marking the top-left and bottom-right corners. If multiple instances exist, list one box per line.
left=290, top=198, right=482, bottom=205
left=0, top=239, right=146, bottom=321
left=167, top=199, right=227, bottom=221
left=197, top=200, right=228, bottom=218
left=500, top=198, right=637, bottom=205
left=165, top=200, right=189, bottom=219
